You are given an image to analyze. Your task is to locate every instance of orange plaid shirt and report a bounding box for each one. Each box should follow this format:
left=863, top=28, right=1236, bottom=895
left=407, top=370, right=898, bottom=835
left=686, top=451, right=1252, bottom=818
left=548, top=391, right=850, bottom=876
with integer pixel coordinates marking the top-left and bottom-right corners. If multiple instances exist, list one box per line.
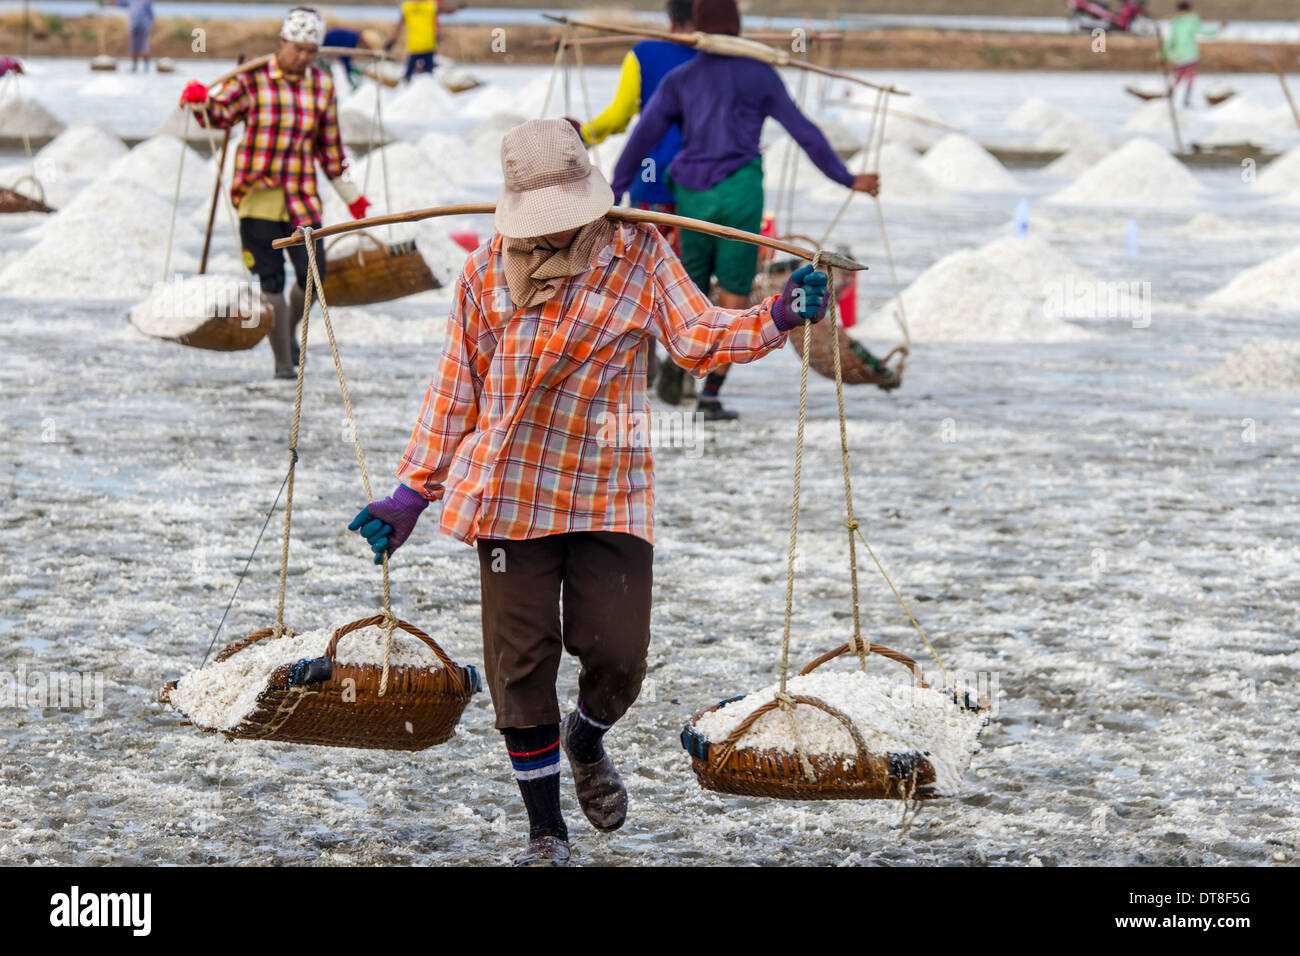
left=397, top=222, right=789, bottom=545
left=199, top=57, right=347, bottom=228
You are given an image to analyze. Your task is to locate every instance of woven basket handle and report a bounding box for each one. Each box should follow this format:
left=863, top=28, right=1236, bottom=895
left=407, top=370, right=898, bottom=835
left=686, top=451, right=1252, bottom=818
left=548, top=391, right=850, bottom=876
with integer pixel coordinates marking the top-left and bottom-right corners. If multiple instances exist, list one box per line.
left=324, top=615, right=465, bottom=691
left=325, top=230, right=384, bottom=266
left=711, top=693, right=871, bottom=769
left=799, top=640, right=928, bottom=688
left=8, top=174, right=46, bottom=205
left=212, top=626, right=293, bottom=664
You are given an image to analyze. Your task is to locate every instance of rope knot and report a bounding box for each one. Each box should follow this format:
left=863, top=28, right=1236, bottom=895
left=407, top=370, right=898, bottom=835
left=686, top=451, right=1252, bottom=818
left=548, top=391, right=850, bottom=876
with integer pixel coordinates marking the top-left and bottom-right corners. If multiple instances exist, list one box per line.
left=775, top=691, right=796, bottom=712
left=846, top=518, right=859, bottom=531
left=288, top=446, right=299, bottom=464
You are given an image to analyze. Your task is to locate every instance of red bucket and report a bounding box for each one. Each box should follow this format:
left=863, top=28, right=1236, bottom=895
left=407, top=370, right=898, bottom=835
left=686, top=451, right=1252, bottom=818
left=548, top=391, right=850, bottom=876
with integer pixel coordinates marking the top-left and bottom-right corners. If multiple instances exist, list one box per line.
left=837, top=269, right=857, bottom=328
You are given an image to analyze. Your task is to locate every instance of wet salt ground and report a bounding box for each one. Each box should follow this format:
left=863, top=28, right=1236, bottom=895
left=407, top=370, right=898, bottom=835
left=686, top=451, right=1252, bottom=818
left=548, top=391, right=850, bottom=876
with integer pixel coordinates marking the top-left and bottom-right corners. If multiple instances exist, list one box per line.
left=3, top=67, right=1300, bottom=866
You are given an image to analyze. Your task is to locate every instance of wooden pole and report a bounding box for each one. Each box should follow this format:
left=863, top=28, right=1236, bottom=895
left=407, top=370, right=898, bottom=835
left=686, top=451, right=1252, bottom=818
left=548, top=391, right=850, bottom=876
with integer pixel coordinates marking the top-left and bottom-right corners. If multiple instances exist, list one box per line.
left=1275, top=61, right=1300, bottom=133
left=206, top=47, right=392, bottom=90
left=540, top=13, right=907, bottom=95
left=1152, top=21, right=1185, bottom=154
left=270, top=201, right=869, bottom=271
left=199, top=53, right=244, bottom=276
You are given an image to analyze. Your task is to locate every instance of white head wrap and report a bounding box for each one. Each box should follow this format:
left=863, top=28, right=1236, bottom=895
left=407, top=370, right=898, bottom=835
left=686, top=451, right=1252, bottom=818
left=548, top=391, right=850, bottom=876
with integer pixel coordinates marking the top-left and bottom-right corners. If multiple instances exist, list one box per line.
left=281, top=6, right=325, bottom=46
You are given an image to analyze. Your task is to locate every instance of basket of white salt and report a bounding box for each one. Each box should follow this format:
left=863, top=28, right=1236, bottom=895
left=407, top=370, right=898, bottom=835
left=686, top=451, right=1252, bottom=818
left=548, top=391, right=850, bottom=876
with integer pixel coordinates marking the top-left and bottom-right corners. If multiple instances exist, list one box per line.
left=681, top=642, right=988, bottom=800
left=159, top=615, right=482, bottom=750
left=128, top=275, right=274, bottom=351
left=322, top=232, right=440, bottom=307
left=0, top=176, right=53, bottom=214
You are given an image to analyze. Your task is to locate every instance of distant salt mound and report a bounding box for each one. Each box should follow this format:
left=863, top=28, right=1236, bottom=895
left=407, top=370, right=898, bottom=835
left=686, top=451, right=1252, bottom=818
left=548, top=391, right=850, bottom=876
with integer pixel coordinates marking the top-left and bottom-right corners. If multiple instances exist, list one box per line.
left=31, top=121, right=126, bottom=185
left=338, top=107, right=389, bottom=146
left=1042, top=141, right=1111, bottom=177
left=1201, top=121, right=1269, bottom=147
left=1257, top=144, right=1300, bottom=191
left=1164, top=211, right=1236, bottom=236
left=1195, top=339, right=1300, bottom=388
left=1263, top=103, right=1300, bottom=134
left=1034, top=115, right=1106, bottom=153
left=0, top=178, right=199, bottom=298
left=862, top=249, right=1090, bottom=343
left=102, top=134, right=210, bottom=198
left=349, top=140, right=458, bottom=211
left=917, top=133, right=1019, bottom=191
left=1206, top=95, right=1272, bottom=126
left=1047, top=138, right=1201, bottom=207
left=1124, top=100, right=1187, bottom=133
left=975, top=235, right=1096, bottom=301
left=1003, top=97, right=1072, bottom=131
left=1202, top=245, right=1300, bottom=313
left=418, top=130, right=500, bottom=188
left=763, top=134, right=850, bottom=193
left=386, top=73, right=459, bottom=124
left=0, top=95, right=64, bottom=137
left=811, top=141, right=950, bottom=204
left=467, top=111, right=529, bottom=161
left=466, top=75, right=556, bottom=120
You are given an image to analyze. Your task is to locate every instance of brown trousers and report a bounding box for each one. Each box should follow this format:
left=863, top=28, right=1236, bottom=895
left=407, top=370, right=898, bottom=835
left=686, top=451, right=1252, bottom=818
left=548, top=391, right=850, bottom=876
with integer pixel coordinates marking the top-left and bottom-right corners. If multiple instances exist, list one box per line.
left=476, top=531, right=653, bottom=730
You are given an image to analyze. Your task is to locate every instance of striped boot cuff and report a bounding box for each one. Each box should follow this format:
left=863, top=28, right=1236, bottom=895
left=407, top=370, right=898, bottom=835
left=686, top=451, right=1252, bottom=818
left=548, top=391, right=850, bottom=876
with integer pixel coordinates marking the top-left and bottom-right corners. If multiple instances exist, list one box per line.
left=576, top=698, right=614, bottom=731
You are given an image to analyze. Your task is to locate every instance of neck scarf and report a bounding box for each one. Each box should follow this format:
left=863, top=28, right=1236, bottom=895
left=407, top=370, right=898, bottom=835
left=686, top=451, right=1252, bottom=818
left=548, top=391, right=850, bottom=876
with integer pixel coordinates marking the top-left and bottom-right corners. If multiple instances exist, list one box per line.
left=502, top=217, right=617, bottom=308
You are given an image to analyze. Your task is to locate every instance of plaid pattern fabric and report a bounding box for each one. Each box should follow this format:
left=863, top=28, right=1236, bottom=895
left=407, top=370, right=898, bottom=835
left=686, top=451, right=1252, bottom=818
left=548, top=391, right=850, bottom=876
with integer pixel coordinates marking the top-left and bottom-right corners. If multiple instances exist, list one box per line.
left=397, top=222, right=788, bottom=545
left=200, top=58, right=346, bottom=228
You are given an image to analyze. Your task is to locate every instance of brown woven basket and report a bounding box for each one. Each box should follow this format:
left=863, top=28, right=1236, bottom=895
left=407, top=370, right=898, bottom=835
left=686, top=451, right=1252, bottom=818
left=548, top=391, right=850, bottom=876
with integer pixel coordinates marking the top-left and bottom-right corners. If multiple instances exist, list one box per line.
left=165, top=292, right=275, bottom=351
left=682, top=642, right=958, bottom=801
left=159, top=615, right=481, bottom=751
left=0, top=176, right=53, bottom=214
left=322, top=232, right=440, bottom=306
left=807, top=318, right=904, bottom=389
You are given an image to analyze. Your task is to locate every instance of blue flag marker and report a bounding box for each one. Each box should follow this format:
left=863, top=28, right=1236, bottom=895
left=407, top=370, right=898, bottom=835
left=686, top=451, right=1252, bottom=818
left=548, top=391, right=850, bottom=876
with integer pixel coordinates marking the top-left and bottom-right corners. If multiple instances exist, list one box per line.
left=1013, top=197, right=1031, bottom=238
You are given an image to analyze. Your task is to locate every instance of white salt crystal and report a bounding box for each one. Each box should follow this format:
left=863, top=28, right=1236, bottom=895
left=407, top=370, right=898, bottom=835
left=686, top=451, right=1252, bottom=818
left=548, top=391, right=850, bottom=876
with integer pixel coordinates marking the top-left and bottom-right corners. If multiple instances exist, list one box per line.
left=1033, top=114, right=1107, bottom=153
left=102, top=134, right=210, bottom=199
left=1003, top=97, right=1073, bottom=131
left=417, top=130, right=500, bottom=188
left=974, top=234, right=1096, bottom=301
left=1257, top=143, right=1300, bottom=191
left=0, top=94, right=64, bottom=137
left=168, top=624, right=453, bottom=731
left=32, top=121, right=127, bottom=183
left=860, top=248, right=1091, bottom=343
left=810, top=141, right=951, bottom=205
left=1194, top=339, right=1300, bottom=388
left=691, top=669, right=987, bottom=795
left=1202, top=244, right=1300, bottom=313
left=917, top=132, right=1020, bottom=192
left=385, top=73, right=460, bottom=124
left=127, top=274, right=266, bottom=339
left=1047, top=138, right=1202, bottom=207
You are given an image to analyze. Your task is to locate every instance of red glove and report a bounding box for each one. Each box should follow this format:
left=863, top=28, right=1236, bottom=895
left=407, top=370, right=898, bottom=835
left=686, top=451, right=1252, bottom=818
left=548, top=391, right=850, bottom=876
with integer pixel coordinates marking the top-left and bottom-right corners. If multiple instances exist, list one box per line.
left=348, top=196, right=371, bottom=220
left=180, top=80, right=208, bottom=106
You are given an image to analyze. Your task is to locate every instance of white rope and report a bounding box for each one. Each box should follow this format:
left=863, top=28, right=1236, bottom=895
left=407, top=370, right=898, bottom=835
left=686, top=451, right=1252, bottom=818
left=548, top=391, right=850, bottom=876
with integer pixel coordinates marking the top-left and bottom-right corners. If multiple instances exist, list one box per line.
left=572, top=40, right=599, bottom=168
left=539, top=29, right=569, bottom=118
left=162, top=108, right=192, bottom=281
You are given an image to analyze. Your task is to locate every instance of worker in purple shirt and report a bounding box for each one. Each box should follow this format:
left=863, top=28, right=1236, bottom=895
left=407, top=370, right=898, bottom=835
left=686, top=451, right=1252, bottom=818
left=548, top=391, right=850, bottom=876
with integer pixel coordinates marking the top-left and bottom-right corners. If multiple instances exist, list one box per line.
left=114, top=0, right=154, bottom=72
left=612, top=0, right=878, bottom=421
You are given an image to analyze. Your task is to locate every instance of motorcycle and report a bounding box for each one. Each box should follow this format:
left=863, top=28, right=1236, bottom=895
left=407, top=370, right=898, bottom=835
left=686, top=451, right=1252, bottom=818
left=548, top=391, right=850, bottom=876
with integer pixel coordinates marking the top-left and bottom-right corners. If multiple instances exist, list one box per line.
left=1066, top=0, right=1155, bottom=35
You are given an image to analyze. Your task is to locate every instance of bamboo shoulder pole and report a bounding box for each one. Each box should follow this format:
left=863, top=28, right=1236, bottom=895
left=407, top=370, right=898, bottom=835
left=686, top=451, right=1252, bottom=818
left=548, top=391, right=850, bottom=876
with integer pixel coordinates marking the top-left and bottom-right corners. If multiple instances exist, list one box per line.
left=206, top=48, right=394, bottom=90
left=540, top=13, right=906, bottom=96
left=1152, top=22, right=1185, bottom=154
left=270, top=202, right=868, bottom=271
left=199, top=54, right=245, bottom=275
left=1275, top=62, right=1300, bottom=134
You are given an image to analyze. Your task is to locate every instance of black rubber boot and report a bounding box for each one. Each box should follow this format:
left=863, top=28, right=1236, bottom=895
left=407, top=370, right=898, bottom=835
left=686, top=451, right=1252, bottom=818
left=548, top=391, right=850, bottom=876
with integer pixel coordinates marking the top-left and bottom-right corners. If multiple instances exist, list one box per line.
left=696, top=396, right=739, bottom=422
left=656, top=358, right=685, bottom=405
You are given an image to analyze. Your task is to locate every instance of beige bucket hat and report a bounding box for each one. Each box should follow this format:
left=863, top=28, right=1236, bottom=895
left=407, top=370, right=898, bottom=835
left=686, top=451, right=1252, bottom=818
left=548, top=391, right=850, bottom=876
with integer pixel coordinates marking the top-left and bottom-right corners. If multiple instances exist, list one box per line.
left=495, top=119, right=615, bottom=239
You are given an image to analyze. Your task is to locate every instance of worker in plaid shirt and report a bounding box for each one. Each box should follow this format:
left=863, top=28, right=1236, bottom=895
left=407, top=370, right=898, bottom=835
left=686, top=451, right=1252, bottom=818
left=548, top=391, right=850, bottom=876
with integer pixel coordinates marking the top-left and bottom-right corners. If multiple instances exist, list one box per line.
left=348, top=119, right=832, bottom=867
left=179, top=6, right=371, bottom=379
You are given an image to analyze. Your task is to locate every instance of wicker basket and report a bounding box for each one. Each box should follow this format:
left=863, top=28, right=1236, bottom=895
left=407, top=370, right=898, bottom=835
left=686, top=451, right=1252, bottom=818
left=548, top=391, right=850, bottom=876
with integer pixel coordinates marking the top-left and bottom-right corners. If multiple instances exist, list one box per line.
left=0, top=176, right=53, bottom=214
left=322, top=232, right=440, bottom=306
left=807, top=318, right=903, bottom=389
left=682, top=642, right=976, bottom=801
left=129, top=291, right=275, bottom=352
left=159, top=615, right=482, bottom=751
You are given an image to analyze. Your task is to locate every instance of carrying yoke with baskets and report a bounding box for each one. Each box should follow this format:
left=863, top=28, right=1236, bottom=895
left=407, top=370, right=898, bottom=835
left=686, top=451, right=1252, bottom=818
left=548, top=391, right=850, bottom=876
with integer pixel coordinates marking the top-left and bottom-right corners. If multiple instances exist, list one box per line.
left=322, top=232, right=441, bottom=307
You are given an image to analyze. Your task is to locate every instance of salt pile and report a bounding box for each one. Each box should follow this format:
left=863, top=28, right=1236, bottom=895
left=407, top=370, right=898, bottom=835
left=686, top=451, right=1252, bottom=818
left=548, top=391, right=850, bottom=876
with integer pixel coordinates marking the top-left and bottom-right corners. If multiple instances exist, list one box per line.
left=167, top=624, right=450, bottom=731
left=127, top=273, right=264, bottom=339
left=1206, top=94, right=1272, bottom=126
left=0, top=179, right=201, bottom=298
left=1047, top=138, right=1202, bottom=207
left=1202, top=244, right=1300, bottom=313
left=386, top=74, right=460, bottom=124
left=811, top=142, right=951, bottom=205
left=102, top=134, right=211, bottom=199
left=338, top=107, right=389, bottom=146
left=342, top=140, right=459, bottom=212
left=1201, top=121, right=1268, bottom=147
left=861, top=249, right=1090, bottom=343
left=691, top=669, right=987, bottom=794
left=816, top=116, right=863, bottom=157
left=1263, top=103, right=1300, bottom=134
left=916, top=133, right=1020, bottom=191
left=1033, top=115, right=1106, bottom=153
left=1194, top=339, right=1300, bottom=388
left=466, top=111, right=529, bottom=161
left=1003, top=97, right=1072, bottom=131
left=417, top=130, right=501, bottom=188
left=975, top=235, right=1096, bottom=301
left=1042, top=141, right=1111, bottom=177
left=763, top=133, right=848, bottom=193
left=465, top=75, right=557, bottom=120
left=1257, top=144, right=1300, bottom=191
left=0, top=95, right=64, bottom=137
left=1124, top=100, right=1188, bottom=133
left=32, top=122, right=126, bottom=182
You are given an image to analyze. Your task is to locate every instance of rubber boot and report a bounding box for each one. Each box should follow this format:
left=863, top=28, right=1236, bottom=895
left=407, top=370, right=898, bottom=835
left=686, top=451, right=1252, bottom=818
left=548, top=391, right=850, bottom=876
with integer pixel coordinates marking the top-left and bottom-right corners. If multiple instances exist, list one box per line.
left=288, top=284, right=306, bottom=368
left=268, top=292, right=296, bottom=379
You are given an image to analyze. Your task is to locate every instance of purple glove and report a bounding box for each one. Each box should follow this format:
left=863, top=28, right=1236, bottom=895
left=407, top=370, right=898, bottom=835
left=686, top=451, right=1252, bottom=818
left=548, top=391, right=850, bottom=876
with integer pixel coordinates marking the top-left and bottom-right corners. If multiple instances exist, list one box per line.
left=348, top=484, right=428, bottom=565
left=771, top=264, right=832, bottom=333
